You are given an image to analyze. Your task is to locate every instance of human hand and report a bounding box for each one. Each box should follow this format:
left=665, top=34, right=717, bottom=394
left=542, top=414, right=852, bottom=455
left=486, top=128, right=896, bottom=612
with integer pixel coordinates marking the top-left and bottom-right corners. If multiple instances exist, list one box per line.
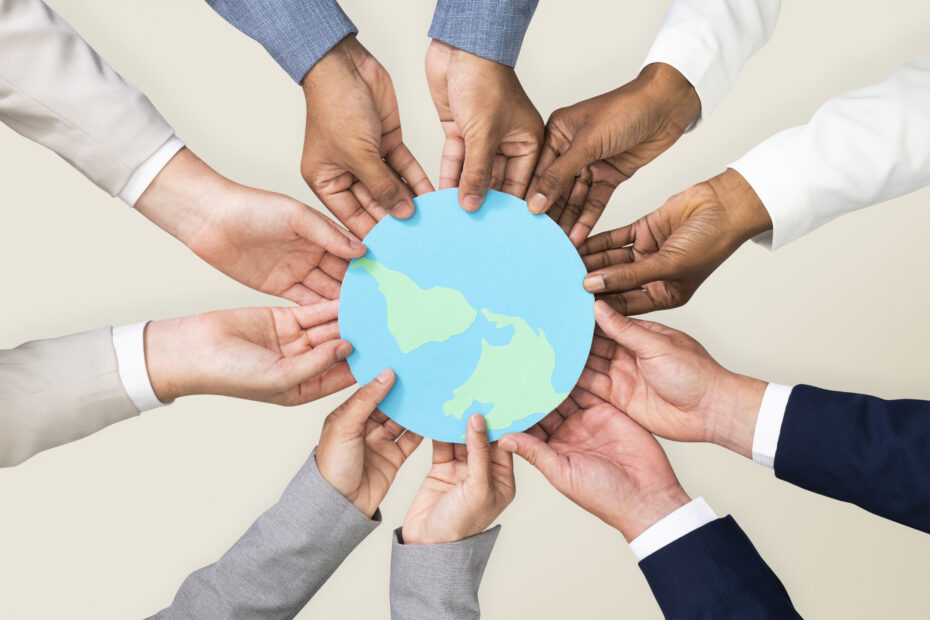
left=316, top=370, right=423, bottom=518
left=500, top=388, right=690, bottom=541
left=402, top=415, right=515, bottom=545
left=425, top=39, right=543, bottom=210
left=144, top=300, right=355, bottom=406
left=301, top=35, right=433, bottom=238
left=526, top=63, right=701, bottom=246
left=579, top=168, right=773, bottom=313
left=578, top=300, right=766, bottom=458
left=135, top=148, right=365, bottom=305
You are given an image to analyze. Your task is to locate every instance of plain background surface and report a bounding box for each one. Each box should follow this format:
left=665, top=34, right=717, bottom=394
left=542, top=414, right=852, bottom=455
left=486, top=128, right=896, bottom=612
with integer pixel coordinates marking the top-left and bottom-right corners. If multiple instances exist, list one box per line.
left=1, top=1, right=929, bottom=618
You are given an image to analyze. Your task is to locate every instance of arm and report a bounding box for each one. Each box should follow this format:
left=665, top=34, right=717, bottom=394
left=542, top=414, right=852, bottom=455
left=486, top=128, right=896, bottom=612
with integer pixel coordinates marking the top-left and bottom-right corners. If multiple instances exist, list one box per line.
left=429, top=0, right=538, bottom=68
left=151, top=371, right=423, bottom=619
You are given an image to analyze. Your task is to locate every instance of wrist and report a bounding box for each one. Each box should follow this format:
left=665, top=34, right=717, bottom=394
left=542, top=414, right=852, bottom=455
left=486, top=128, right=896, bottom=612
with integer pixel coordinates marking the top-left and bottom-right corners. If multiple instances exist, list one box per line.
left=638, top=62, right=701, bottom=134
left=302, top=34, right=363, bottom=96
left=143, top=316, right=202, bottom=401
left=708, top=168, right=773, bottom=243
left=615, top=484, right=691, bottom=542
left=707, top=373, right=767, bottom=458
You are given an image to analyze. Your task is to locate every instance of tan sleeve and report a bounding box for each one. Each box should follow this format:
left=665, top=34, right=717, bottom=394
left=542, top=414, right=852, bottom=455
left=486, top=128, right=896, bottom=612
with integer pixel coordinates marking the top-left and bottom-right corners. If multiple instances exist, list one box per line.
left=0, top=0, right=175, bottom=196
left=0, top=327, right=140, bottom=467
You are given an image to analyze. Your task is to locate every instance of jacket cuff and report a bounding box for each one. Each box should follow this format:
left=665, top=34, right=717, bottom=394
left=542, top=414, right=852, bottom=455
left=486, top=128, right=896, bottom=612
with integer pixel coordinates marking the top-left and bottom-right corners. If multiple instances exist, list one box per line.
left=390, top=525, right=500, bottom=619
left=207, top=0, right=357, bottom=83
left=429, top=0, right=538, bottom=67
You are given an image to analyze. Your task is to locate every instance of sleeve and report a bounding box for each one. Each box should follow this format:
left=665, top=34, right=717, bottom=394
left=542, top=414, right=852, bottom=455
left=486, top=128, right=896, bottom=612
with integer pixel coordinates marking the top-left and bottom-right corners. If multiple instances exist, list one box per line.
left=205, top=0, right=357, bottom=84
left=773, top=384, right=930, bottom=533
left=0, top=0, right=180, bottom=197
left=730, top=54, right=930, bottom=250
left=0, top=327, right=140, bottom=467
left=149, top=448, right=381, bottom=620
left=428, top=0, right=539, bottom=67
left=641, top=0, right=780, bottom=119
left=638, top=516, right=801, bottom=619
left=389, top=525, right=500, bottom=620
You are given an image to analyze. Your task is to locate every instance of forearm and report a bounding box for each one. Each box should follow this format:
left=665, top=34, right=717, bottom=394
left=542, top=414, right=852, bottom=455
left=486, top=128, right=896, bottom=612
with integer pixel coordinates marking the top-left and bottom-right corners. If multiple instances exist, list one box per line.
left=730, top=54, right=930, bottom=250
left=429, top=0, right=538, bottom=67
left=151, top=449, right=380, bottom=619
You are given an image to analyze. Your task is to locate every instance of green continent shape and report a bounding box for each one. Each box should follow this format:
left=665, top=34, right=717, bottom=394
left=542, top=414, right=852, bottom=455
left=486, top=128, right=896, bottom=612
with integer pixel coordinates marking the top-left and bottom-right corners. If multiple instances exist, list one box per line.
left=443, top=309, right=568, bottom=430
left=351, top=256, right=478, bottom=354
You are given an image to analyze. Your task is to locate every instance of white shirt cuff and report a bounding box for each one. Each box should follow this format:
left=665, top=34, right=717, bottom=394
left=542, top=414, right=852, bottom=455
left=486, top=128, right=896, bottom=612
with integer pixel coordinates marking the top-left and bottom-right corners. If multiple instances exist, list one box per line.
left=628, top=497, right=717, bottom=561
left=751, top=383, right=793, bottom=468
left=112, top=322, right=169, bottom=412
left=118, top=135, right=185, bottom=207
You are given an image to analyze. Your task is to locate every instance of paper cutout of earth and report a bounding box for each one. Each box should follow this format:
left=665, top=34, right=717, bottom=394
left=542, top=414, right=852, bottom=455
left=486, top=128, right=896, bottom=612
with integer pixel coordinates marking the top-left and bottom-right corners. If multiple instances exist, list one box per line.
left=338, top=188, right=594, bottom=442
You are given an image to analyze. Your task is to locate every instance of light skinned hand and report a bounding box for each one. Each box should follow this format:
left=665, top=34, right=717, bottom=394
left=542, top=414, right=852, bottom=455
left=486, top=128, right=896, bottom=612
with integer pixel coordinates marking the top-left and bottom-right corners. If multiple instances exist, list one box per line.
left=425, top=39, right=543, bottom=210
left=579, top=168, right=772, bottom=313
left=316, top=370, right=423, bottom=518
left=402, top=414, right=515, bottom=545
left=135, top=147, right=365, bottom=305
left=579, top=300, right=767, bottom=458
left=144, top=300, right=355, bottom=406
left=526, top=63, right=701, bottom=246
left=500, top=387, right=691, bottom=541
left=301, top=35, right=434, bottom=238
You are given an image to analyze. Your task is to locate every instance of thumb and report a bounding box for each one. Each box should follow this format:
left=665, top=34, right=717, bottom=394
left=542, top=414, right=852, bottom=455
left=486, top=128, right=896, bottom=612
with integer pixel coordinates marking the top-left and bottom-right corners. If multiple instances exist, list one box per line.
left=278, top=339, right=353, bottom=391
left=527, top=144, right=591, bottom=214
left=592, top=300, right=661, bottom=356
left=464, top=414, right=492, bottom=487
left=499, top=433, right=561, bottom=482
left=330, top=368, right=395, bottom=436
left=350, top=154, right=415, bottom=219
left=293, top=207, right=366, bottom=260
left=458, top=136, right=498, bottom=211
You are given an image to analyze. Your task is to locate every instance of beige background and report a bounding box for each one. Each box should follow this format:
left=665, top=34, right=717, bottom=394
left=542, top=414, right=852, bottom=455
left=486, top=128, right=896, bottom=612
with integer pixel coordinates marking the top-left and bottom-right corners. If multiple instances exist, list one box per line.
left=1, top=0, right=929, bottom=618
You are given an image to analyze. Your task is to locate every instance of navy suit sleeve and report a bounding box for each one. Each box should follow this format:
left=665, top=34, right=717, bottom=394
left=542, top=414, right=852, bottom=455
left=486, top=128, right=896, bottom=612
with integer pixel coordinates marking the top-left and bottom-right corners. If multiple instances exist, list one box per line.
left=774, top=385, right=930, bottom=533
left=639, top=516, right=800, bottom=619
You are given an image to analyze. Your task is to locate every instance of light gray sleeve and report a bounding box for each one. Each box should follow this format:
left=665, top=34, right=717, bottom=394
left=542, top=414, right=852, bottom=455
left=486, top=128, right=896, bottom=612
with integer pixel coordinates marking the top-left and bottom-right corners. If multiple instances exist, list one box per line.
left=0, top=327, right=140, bottom=467
left=390, top=525, right=501, bottom=620
left=150, top=448, right=380, bottom=620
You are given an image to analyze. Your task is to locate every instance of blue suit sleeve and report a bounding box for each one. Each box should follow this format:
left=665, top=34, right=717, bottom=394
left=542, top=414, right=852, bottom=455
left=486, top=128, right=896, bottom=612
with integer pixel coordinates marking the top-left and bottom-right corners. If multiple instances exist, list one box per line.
left=206, top=0, right=357, bottom=83
left=639, top=516, right=800, bottom=619
left=774, top=384, right=930, bottom=533
left=429, top=0, right=538, bottom=67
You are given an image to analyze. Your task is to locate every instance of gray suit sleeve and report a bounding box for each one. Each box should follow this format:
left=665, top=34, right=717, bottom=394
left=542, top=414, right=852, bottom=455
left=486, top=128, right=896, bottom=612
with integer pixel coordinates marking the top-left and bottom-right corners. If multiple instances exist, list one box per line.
left=429, top=0, right=539, bottom=67
left=205, top=0, right=357, bottom=83
left=0, top=327, right=140, bottom=467
left=390, top=525, right=501, bottom=620
left=150, top=448, right=380, bottom=620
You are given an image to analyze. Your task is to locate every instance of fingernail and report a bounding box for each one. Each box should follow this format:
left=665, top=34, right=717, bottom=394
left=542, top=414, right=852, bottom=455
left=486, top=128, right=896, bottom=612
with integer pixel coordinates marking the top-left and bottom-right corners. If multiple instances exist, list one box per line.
left=335, top=341, right=353, bottom=361
left=391, top=201, right=413, bottom=218
left=463, top=194, right=484, bottom=211
left=375, top=369, right=392, bottom=384
left=528, top=193, right=547, bottom=214
left=470, top=414, right=486, bottom=432
left=584, top=274, right=606, bottom=292
left=349, top=239, right=365, bottom=250
left=594, top=300, right=614, bottom=319
left=499, top=439, right=516, bottom=452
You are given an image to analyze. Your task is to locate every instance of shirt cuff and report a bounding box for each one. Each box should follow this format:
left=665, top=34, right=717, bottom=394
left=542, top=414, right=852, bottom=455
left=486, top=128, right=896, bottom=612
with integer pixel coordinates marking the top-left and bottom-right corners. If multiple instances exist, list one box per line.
left=628, top=497, right=717, bottom=561
left=751, top=383, right=793, bottom=468
left=429, top=0, right=538, bottom=67
left=118, top=136, right=185, bottom=207
left=112, top=322, right=170, bottom=412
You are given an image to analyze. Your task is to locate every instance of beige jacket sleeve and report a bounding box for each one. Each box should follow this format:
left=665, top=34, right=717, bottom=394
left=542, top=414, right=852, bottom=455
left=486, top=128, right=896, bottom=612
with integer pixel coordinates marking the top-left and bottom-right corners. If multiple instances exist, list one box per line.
left=0, top=327, right=140, bottom=467
left=0, top=0, right=176, bottom=196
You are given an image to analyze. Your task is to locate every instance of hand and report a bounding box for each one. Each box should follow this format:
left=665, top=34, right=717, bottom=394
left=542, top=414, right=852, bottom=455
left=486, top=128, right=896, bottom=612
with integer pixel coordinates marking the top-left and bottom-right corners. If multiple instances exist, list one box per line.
left=425, top=39, right=543, bottom=210
left=500, top=388, right=691, bottom=541
left=526, top=63, right=701, bottom=246
left=302, top=35, right=433, bottom=238
left=144, top=300, right=355, bottom=405
left=135, top=148, right=365, bottom=305
left=402, top=415, right=515, bottom=545
left=578, top=300, right=766, bottom=458
left=316, top=370, right=423, bottom=518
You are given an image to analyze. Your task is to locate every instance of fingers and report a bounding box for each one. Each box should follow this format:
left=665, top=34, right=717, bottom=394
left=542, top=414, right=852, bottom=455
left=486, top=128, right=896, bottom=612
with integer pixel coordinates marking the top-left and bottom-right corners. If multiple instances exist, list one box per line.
left=432, top=440, right=456, bottom=464
left=331, top=368, right=396, bottom=435
left=569, top=179, right=617, bottom=247
left=464, top=414, right=492, bottom=486
left=438, top=135, right=465, bottom=190
left=396, top=430, right=424, bottom=458
left=293, top=205, right=366, bottom=260
left=280, top=338, right=354, bottom=389
left=527, top=145, right=592, bottom=215
left=498, top=433, right=561, bottom=481
left=593, top=300, right=662, bottom=355
left=579, top=226, right=633, bottom=256
left=501, top=152, right=538, bottom=199
left=385, top=142, right=435, bottom=198
left=349, top=155, right=415, bottom=219
left=459, top=137, right=499, bottom=211
left=583, top=252, right=678, bottom=294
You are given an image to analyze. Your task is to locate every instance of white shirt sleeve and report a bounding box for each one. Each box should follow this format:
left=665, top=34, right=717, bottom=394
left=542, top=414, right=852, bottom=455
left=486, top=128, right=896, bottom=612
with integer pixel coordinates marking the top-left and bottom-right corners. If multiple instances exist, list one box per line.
left=730, top=54, right=930, bottom=250
left=751, top=383, right=793, bottom=468
left=641, top=0, right=780, bottom=123
left=111, top=322, right=169, bottom=412
left=118, top=135, right=185, bottom=207
left=628, top=497, right=717, bottom=561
